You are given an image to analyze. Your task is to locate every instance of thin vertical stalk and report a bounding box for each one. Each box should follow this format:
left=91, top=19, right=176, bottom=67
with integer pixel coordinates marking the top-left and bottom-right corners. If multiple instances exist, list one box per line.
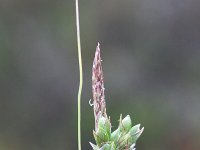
left=75, top=0, right=82, bottom=150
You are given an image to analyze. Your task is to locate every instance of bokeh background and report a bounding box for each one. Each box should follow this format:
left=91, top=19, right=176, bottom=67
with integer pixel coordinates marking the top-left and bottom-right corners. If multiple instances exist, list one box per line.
left=1, top=0, right=200, bottom=150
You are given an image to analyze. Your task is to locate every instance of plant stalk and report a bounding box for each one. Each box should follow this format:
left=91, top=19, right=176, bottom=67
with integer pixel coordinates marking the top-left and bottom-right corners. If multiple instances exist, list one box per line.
left=75, top=0, right=82, bottom=150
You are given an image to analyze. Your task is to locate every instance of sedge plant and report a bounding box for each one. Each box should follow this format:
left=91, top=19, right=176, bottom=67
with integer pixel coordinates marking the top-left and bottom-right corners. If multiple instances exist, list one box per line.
left=75, top=0, right=143, bottom=150
left=89, top=43, right=144, bottom=150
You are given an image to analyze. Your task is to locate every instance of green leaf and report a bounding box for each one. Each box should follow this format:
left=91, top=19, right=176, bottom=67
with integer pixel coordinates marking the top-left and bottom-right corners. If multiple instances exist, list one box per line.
left=119, top=115, right=132, bottom=132
left=93, top=127, right=110, bottom=146
left=110, top=128, right=120, bottom=141
left=89, top=142, right=99, bottom=150
left=98, top=116, right=111, bottom=137
left=99, top=143, right=116, bottom=150
left=117, top=133, right=131, bottom=149
left=129, top=124, right=144, bottom=144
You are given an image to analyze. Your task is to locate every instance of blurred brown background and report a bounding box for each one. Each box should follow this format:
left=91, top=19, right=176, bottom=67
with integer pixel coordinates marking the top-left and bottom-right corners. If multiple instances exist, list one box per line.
left=0, top=0, right=200, bottom=150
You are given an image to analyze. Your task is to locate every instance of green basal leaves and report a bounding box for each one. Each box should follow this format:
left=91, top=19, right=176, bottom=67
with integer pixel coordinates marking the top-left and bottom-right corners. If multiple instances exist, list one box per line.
left=90, top=115, right=144, bottom=150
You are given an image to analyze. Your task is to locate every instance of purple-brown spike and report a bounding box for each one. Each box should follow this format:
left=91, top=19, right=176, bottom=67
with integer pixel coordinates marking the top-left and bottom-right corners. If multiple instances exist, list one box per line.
left=92, top=43, right=107, bottom=130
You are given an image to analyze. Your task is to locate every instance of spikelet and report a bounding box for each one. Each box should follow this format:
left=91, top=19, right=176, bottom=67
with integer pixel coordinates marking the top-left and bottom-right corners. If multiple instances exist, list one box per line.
left=92, top=43, right=107, bottom=130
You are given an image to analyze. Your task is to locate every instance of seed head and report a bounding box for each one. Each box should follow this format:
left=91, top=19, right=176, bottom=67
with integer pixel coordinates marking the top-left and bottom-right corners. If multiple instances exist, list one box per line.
left=92, top=43, right=107, bottom=130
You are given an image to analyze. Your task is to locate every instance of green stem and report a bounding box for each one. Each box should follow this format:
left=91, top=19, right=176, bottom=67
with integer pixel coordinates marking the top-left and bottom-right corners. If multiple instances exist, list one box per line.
left=75, top=0, right=82, bottom=150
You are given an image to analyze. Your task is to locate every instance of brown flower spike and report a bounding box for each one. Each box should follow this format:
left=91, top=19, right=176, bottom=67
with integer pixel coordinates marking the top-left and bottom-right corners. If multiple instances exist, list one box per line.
left=92, top=43, right=107, bottom=130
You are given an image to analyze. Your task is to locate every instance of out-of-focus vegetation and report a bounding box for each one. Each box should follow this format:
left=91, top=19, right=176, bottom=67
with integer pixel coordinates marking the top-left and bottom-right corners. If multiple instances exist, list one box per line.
left=0, top=0, right=200, bottom=150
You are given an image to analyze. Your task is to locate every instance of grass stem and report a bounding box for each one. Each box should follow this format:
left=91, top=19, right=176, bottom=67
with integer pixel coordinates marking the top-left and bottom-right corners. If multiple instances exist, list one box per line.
left=75, top=0, right=82, bottom=150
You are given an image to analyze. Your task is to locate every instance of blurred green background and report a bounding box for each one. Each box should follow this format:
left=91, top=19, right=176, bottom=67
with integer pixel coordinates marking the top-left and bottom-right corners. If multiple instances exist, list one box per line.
left=0, top=0, right=200, bottom=150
